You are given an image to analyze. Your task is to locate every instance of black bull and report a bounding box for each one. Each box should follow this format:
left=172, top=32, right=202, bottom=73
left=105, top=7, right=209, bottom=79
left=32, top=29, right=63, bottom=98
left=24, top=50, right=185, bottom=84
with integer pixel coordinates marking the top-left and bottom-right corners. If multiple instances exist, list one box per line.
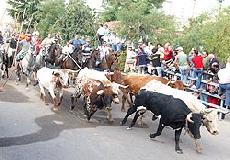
left=121, top=90, right=204, bottom=154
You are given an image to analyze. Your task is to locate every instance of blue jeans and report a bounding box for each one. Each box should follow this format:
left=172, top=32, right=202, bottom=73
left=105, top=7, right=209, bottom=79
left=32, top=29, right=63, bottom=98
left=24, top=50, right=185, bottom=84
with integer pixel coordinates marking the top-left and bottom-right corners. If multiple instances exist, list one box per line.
left=179, top=66, right=188, bottom=84
left=194, top=69, right=203, bottom=89
left=219, top=83, right=230, bottom=106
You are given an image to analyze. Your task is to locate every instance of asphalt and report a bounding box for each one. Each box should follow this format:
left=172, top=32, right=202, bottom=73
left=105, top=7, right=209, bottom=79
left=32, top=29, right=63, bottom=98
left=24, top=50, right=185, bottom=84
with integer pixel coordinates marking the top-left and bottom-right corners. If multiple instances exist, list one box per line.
left=0, top=78, right=230, bottom=160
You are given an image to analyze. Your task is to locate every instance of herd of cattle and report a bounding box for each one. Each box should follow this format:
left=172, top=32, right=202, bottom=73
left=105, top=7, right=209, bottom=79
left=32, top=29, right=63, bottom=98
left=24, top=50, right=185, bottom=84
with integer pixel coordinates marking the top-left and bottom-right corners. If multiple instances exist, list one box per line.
left=33, top=67, right=228, bottom=154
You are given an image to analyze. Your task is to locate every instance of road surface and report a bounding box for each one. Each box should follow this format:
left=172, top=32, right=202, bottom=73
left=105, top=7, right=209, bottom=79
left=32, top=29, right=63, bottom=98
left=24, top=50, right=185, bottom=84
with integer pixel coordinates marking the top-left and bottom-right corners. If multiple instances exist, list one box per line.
left=0, top=80, right=230, bottom=160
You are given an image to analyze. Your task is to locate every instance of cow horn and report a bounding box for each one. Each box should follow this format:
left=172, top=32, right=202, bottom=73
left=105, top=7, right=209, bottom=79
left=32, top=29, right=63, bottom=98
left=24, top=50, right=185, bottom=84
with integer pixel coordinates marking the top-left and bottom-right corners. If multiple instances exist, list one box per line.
left=63, top=69, right=80, bottom=73
left=203, top=108, right=214, bottom=114
left=107, top=72, right=114, bottom=75
left=118, top=84, right=129, bottom=89
left=186, top=113, right=194, bottom=123
left=97, top=90, right=104, bottom=95
left=121, top=72, right=128, bottom=76
left=217, top=108, right=230, bottom=114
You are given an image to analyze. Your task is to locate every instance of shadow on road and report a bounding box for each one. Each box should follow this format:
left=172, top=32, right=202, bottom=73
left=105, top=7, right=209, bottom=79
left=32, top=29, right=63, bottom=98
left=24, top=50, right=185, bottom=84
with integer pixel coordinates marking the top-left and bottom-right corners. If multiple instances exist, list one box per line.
left=0, top=108, right=141, bottom=147
left=0, top=84, right=30, bottom=103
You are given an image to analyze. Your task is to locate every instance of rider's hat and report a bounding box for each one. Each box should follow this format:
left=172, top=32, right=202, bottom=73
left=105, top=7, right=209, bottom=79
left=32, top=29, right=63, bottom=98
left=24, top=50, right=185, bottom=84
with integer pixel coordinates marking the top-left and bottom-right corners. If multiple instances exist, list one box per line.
left=86, top=37, right=91, bottom=42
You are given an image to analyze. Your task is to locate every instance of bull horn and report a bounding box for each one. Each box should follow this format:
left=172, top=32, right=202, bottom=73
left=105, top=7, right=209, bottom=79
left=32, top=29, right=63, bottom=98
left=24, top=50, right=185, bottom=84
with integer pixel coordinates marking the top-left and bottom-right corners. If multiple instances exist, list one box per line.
left=63, top=69, right=81, bottom=73
left=107, top=72, right=114, bottom=75
left=217, top=108, right=230, bottom=114
left=118, top=84, right=129, bottom=89
left=203, top=108, right=214, bottom=114
left=121, top=72, right=128, bottom=76
left=97, top=90, right=104, bottom=95
left=186, top=113, right=194, bottom=123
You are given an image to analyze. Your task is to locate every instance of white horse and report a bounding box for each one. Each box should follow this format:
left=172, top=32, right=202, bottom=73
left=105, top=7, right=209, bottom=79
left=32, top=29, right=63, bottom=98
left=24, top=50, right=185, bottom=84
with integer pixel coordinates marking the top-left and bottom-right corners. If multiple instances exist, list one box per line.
left=16, top=46, right=36, bottom=88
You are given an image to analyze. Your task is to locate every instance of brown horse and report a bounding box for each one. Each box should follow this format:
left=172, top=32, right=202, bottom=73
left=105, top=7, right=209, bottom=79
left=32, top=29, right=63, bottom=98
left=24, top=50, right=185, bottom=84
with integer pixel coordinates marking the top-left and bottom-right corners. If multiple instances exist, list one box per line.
left=59, top=47, right=100, bottom=70
left=97, top=52, right=118, bottom=71
left=45, top=43, right=62, bottom=67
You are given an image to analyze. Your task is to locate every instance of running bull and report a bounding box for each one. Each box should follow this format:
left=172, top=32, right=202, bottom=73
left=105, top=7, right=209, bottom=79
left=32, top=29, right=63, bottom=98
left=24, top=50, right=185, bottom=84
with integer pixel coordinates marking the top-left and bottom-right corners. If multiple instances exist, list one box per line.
left=121, top=90, right=205, bottom=154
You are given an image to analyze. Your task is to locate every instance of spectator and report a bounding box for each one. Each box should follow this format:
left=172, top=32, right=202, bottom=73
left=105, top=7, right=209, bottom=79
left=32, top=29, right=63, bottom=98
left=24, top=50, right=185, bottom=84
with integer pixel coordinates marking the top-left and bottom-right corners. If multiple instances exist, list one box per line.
left=192, top=50, right=204, bottom=89
left=187, top=48, right=196, bottom=78
left=137, top=46, right=148, bottom=74
left=97, top=24, right=105, bottom=46
left=163, top=42, right=173, bottom=67
left=103, top=24, right=110, bottom=43
left=124, top=46, right=137, bottom=73
left=202, top=51, right=209, bottom=80
left=218, top=56, right=230, bottom=114
left=148, top=47, right=163, bottom=76
left=208, top=54, right=220, bottom=75
left=174, top=46, right=189, bottom=84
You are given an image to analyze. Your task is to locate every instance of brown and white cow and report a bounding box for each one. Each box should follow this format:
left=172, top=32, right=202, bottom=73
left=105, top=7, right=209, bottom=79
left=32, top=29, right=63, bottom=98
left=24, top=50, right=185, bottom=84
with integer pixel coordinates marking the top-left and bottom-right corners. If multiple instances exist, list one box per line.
left=71, top=79, right=119, bottom=121
left=36, top=67, right=71, bottom=111
left=105, top=70, right=185, bottom=111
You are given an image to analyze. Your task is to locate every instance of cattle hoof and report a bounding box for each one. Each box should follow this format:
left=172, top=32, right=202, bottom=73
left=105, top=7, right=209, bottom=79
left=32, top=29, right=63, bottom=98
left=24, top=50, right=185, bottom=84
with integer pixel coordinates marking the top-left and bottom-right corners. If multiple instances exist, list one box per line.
left=149, top=133, right=156, bottom=139
left=51, top=107, right=59, bottom=111
left=120, top=120, right=126, bottom=126
left=126, top=127, right=132, bottom=130
left=176, top=149, right=183, bottom=154
left=70, top=106, right=75, bottom=110
left=121, top=108, right=126, bottom=112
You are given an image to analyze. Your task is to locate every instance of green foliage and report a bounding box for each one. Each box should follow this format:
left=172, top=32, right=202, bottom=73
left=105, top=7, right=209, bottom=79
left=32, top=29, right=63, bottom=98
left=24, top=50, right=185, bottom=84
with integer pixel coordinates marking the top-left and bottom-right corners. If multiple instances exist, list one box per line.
left=35, top=0, right=65, bottom=38
left=7, top=0, right=41, bottom=29
left=116, top=1, right=176, bottom=43
left=174, top=8, right=230, bottom=62
left=35, top=0, right=95, bottom=42
left=101, top=0, right=165, bottom=22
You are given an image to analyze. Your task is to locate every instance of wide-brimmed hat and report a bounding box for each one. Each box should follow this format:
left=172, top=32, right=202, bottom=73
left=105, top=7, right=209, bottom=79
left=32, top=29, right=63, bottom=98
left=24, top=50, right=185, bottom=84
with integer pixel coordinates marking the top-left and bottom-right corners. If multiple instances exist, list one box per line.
left=176, top=46, right=183, bottom=51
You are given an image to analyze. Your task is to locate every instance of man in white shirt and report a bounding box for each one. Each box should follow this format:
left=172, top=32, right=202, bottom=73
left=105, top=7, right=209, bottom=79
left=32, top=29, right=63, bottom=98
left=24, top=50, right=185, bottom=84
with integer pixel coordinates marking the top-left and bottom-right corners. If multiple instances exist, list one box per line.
left=218, top=57, right=230, bottom=110
left=97, top=24, right=106, bottom=46
left=124, top=46, right=137, bottom=73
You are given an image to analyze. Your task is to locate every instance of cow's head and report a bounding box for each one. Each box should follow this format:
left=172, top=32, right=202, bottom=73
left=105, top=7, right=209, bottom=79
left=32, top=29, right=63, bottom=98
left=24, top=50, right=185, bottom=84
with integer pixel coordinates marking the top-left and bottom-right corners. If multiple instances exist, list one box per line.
left=167, top=80, right=185, bottom=90
left=85, top=87, right=119, bottom=121
left=186, top=113, right=203, bottom=139
left=201, top=108, right=229, bottom=135
left=109, top=82, right=129, bottom=96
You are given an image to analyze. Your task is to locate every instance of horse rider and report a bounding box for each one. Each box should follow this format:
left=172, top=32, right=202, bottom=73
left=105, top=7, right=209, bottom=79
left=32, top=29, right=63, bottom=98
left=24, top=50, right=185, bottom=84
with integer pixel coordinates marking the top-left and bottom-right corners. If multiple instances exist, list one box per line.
left=16, top=35, right=32, bottom=62
left=69, top=35, right=81, bottom=50
left=97, top=41, right=110, bottom=66
left=62, top=41, right=75, bottom=56
left=41, top=34, right=53, bottom=54
left=82, top=38, right=92, bottom=54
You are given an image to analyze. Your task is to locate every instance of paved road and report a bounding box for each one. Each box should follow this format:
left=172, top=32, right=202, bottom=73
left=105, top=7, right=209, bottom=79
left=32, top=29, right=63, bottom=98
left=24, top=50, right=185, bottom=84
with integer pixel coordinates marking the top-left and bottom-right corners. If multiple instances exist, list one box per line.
left=0, top=80, right=230, bottom=160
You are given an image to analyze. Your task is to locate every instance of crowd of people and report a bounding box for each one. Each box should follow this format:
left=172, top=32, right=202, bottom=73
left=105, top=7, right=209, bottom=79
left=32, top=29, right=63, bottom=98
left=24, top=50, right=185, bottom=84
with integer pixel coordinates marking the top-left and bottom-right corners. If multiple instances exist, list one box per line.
left=124, top=41, right=230, bottom=115
left=0, top=25, right=229, bottom=117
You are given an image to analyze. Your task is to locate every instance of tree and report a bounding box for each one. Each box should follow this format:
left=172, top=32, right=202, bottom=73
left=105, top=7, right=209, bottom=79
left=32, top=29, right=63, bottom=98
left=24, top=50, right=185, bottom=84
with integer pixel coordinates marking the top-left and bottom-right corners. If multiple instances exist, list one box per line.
left=35, top=0, right=96, bottom=42
left=59, top=0, right=96, bottom=41
left=174, top=7, right=230, bottom=62
left=103, top=0, right=176, bottom=43
left=35, top=0, right=65, bottom=38
left=101, top=0, right=165, bottom=22
left=7, top=0, right=41, bottom=29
